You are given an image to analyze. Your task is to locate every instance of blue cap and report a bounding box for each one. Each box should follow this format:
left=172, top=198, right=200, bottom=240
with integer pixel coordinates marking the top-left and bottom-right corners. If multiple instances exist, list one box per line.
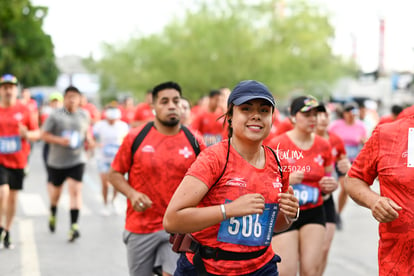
left=227, top=80, right=275, bottom=108
left=0, top=74, right=18, bottom=86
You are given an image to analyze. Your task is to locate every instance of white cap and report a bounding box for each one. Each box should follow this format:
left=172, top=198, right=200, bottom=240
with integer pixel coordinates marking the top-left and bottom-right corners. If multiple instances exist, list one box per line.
left=105, top=108, right=121, bottom=120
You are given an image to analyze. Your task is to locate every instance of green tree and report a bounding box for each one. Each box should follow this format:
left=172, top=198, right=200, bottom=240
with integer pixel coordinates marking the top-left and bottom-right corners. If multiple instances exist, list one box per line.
left=0, top=0, right=58, bottom=87
left=92, top=0, right=355, bottom=103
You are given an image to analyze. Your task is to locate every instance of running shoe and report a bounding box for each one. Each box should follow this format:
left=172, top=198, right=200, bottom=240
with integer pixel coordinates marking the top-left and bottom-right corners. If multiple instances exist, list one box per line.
left=68, top=224, right=80, bottom=242
left=49, top=215, right=56, bottom=233
left=3, top=231, right=14, bottom=249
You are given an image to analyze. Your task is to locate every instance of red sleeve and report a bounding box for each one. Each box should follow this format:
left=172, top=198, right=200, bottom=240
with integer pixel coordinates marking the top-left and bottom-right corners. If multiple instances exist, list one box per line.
left=322, top=138, right=333, bottom=167
left=190, top=113, right=202, bottom=132
left=186, top=143, right=226, bottom=188
left=347, top=127, right=380, bottom=185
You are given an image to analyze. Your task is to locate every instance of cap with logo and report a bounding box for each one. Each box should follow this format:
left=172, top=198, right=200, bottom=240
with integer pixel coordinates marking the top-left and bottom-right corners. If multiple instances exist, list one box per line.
left=0, top=74, right=18, bottom=86
left=290, top=95, right=319, bottom=116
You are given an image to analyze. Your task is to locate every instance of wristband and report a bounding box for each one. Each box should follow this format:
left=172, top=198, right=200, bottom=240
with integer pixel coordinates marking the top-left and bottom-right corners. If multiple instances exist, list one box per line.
left=284, top=207, right=300, bottom=223
left=220, top=204, right=227, bottom=220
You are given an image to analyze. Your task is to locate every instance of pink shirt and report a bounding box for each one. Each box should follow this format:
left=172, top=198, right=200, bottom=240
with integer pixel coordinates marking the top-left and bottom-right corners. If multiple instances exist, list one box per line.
left=329, top=119, right=367, bottom=161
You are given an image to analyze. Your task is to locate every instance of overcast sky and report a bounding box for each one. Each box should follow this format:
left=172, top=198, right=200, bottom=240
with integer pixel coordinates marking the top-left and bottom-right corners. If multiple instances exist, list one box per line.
left=32, top=0, right=414, bottom=72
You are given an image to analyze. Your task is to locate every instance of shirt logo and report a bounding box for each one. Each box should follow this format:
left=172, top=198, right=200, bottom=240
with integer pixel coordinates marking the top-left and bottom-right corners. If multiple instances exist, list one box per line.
left=272, top=178, right=282, bottom=192
left=142, top=145, right=155, bottom=153
left=179, top=146, right=193, bottom=158
left=14, top=112, right=23, bottom=121
left=274, top=143, right=304, bottom=161
left=314, top=154, right=324, bottom=166
left=332, top=148, right=338, bottom=157
left=225, top=178, right=247, bottom=187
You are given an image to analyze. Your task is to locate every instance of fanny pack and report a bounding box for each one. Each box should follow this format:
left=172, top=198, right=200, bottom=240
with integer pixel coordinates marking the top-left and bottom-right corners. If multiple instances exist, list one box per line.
left=169, top=233, right=268, bottom=275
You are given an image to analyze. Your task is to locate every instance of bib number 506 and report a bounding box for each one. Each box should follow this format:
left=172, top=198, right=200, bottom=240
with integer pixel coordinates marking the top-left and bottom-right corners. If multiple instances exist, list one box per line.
left=228, top=215, right=261, bottom=238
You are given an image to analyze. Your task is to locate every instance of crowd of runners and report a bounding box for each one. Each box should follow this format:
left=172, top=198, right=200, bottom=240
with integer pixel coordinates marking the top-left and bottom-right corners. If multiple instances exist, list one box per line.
left=0, top=73, right=412, bottom=275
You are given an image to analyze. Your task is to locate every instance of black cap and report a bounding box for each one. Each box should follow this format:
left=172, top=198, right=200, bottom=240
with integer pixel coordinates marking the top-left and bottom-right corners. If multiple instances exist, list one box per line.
left=290, top=95, right=319, bottom=116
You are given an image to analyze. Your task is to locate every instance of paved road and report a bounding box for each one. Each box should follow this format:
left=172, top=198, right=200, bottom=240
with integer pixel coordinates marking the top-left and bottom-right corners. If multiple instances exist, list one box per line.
left=0, top=142, right=380, bottom=275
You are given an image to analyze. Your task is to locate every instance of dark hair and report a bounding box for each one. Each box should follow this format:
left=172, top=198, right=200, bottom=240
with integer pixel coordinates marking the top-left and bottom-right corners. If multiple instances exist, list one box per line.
left=221, top=104, right=234, bottom=138
left=209, top=89, right=221, bottom=98
left=391, top=105, right=403, bottom=116
left=64, top=86, right=81, bottom=95
left=152, top=81, right=182, bottom=99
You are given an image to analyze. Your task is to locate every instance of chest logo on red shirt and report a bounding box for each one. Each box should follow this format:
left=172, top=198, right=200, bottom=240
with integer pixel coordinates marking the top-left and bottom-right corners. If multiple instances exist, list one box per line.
left=142, top=145, right=155, bottom=153
left=179, top=146, right=193, bottom=158
left=274, top=143, right=304, bottom=162
left=332, top=148, right=338, bottom=157
left=272, top=179, right=282, bottom=192
left=314, top=154, right=324, bottom=166
left=13, top=112, right=23, bottom=121
left=225, top=178, right=247, bottom=187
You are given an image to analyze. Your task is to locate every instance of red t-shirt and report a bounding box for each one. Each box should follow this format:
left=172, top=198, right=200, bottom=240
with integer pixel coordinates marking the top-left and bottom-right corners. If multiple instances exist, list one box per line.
left=347, top=116, right=414, bottom=276
left=191, top=111, right=225, bottom=146
left=119, top=106, right=136, bottom=125
left=0, top=103, right=38, bottom=169
left=397, top=105, right=414, bottom=120
left=378, top=114, right=394, bottom=125
left=81, top=102, right=100, bottom=122
left=275, top=117, right=293, bottom=136
left=269, top=133, right=333, bottom=210
left=328, top=132, right=346, bottom=163
left=185, top=141, right=290, bottom=275
left=133, top=103, right=154, bottom=122
left=111, top=124, right=205, bottom=234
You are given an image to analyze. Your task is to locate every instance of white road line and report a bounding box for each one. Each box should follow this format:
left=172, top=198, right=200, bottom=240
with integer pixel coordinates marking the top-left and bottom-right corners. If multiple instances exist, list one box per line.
left=19, top=193, right=48, bottom=216
left=19, top=219, right=41, bottom=276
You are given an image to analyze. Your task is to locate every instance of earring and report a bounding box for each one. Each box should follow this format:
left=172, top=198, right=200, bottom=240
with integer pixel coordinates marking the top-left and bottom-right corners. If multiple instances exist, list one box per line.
left=291, top=117, right=296, bottom=124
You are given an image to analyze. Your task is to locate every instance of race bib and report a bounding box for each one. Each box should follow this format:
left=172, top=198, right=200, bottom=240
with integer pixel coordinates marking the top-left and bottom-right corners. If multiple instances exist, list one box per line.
left=217, top=201, right=279, bottom=246
left=0, top=136, right=21, bottom=154
left=203, top=134, right=222, bottom=147
left=345, top=144, right=361, bottom=161
left=292, top=184, right=319, bottom=206
left=62, top=130, right=81, bottom=149
left=103, top=144, right=120, bottom=158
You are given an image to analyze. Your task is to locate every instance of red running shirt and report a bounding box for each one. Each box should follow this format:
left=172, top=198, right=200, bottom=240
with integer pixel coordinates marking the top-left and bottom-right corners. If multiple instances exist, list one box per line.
left=347, top=116, right=414, bottom=276
left=133, top=103, right=154, bottom=122
left=185, top=141, right=290, bottom=275
left=269, top=133, right=333, bottom=210
left=328, top=131, right=346, bottom=163
left=191, top=111, right=225, bottom=146
left=111, top=124, right=205, bottom=234
left=0, top=103, right=38, bottom=169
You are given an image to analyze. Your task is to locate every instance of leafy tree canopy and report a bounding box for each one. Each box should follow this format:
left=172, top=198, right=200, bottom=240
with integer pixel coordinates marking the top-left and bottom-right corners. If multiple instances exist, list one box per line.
left=0, top=0, right=58, bottom=87
left=90, top=0, right=356, bottom=104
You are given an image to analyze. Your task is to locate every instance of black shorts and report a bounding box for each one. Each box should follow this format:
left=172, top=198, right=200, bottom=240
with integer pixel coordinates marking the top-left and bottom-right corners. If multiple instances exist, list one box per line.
left=48, top=163, right=85, bottom=186
left=323, top=194, right=336, bottom=223
left=274, top=205, right=326, bottom=235
left=0, top=164, right=25, bottom=190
